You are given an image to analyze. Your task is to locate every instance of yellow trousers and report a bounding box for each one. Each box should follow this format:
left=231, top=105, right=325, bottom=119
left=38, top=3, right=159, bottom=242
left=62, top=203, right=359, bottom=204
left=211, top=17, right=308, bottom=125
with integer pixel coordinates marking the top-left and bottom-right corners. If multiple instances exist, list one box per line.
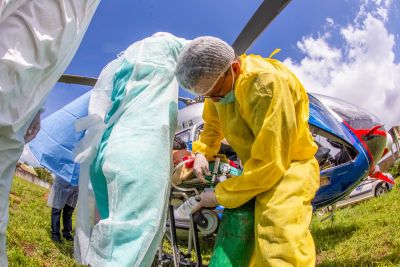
left=249, top=158, right=320, bottom=267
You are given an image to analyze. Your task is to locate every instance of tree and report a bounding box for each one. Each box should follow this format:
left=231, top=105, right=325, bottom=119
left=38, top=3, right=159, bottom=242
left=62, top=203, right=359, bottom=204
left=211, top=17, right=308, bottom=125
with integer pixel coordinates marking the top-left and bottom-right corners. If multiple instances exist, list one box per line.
left=33, top=167, right=54, bottom=184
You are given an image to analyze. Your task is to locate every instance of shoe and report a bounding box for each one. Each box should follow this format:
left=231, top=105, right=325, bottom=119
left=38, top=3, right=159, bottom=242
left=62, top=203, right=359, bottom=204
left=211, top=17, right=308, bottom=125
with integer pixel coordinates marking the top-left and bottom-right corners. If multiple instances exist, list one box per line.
left=63, top=233, right=73, bottom=241
left=51, top=236, right=63, bottom=243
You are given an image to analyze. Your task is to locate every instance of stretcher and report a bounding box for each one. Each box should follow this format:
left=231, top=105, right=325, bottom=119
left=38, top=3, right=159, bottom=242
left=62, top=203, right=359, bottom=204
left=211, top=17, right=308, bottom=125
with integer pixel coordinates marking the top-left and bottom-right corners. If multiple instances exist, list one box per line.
left=156, top=124, right=250, bottom=267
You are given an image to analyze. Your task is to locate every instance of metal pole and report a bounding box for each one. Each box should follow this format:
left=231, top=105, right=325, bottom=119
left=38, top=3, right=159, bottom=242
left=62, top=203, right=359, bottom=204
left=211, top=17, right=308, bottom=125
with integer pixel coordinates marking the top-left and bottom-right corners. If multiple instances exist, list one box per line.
left=168, top=205, right=180, bottom=267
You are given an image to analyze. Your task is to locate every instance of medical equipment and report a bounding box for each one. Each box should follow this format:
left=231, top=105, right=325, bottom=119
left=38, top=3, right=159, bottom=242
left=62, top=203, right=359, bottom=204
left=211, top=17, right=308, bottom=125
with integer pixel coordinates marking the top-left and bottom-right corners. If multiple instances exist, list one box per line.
left=157, top=124, right=254, bottom=267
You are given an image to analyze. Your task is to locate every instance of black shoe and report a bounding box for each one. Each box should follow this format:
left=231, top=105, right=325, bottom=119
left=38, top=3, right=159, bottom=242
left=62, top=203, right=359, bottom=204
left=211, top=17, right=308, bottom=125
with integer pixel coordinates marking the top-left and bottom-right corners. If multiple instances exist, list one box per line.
left=63, top=233, right=73, bottom=241
left=51, top=235, right=63, bottom=243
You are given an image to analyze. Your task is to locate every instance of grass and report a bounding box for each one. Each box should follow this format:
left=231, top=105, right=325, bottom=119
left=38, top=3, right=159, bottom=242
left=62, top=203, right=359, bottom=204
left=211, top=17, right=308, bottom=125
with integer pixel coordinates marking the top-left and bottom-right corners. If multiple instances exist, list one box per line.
left=311, top=177, right=400, bottom=266
left=6, top=176, right=400, bottom=266
left=7, top=176, right=81, bottom=267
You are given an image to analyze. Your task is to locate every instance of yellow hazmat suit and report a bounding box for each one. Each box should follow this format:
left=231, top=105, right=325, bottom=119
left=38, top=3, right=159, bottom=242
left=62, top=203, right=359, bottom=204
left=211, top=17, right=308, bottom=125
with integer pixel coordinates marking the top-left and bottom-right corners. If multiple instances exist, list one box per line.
left=193, top=54, right=320, bottom=266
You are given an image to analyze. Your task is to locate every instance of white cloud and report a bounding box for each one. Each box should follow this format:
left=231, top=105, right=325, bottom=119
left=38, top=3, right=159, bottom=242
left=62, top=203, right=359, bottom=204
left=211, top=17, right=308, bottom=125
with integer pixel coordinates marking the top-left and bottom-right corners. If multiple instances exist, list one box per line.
left=284, top=0, right=400, bottom=128
left=326, top=17, right=335, bottom=26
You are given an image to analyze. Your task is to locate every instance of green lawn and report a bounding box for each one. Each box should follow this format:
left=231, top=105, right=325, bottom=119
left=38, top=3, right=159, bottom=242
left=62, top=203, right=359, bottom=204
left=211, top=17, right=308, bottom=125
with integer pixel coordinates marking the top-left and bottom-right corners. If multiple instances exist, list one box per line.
left=311, top=178, right=400, bottom=266
left=6, top=176, right=400, bottom=266
left=7, top=177, right=81, bottom=267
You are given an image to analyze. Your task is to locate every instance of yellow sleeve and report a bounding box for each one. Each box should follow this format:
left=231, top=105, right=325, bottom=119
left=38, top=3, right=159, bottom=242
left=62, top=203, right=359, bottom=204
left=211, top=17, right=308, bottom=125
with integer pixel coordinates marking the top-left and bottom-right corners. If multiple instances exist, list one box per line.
left=215, top=73, right=297, bottom=208
left=192, top=99, right=224, bottom=159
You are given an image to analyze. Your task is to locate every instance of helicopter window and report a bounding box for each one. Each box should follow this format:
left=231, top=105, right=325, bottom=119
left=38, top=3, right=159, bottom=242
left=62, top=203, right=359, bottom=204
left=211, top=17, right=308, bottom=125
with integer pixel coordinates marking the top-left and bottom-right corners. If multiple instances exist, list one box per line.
left=362, top=133, right=387, bottom=165
left=182, top=119, right=194, bottom=129
left=312, top=93, right=384, bottom=130
left=175, top=128, right=192, bottom=144
left=308, top=94, right=344, bottom=133
left=311, top=127, right=356, bottom=169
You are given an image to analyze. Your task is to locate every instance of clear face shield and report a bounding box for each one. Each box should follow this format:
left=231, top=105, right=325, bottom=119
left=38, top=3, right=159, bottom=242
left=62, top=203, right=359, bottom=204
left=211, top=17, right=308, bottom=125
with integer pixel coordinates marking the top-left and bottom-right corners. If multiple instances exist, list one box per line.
left=199, top=61, right=234, bottom=97
left=202, top=64, right=236, bottom=103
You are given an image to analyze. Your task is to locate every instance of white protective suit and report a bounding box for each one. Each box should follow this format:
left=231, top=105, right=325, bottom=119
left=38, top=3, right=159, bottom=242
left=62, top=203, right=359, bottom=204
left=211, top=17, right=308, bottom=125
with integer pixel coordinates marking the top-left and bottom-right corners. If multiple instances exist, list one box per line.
left=0, top=1, right=99, bottom=265
left=73, top=32, right=188, bottom=267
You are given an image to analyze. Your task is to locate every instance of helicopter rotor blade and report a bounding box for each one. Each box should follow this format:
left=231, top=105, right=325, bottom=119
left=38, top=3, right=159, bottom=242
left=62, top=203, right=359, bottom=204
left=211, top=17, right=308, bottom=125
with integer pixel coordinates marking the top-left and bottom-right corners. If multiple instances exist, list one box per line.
left=232, top=0, right=291, bottom=55
left=58, top=74, right=98, bottom=87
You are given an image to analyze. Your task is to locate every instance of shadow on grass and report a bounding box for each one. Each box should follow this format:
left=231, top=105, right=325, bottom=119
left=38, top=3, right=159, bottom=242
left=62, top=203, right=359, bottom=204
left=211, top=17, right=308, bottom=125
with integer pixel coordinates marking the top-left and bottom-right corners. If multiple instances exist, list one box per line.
left=46, top=228, right=75, bottom=258
left=54, top=239, right=74, bottom=258
left=313, top=224, right=359, bottom=252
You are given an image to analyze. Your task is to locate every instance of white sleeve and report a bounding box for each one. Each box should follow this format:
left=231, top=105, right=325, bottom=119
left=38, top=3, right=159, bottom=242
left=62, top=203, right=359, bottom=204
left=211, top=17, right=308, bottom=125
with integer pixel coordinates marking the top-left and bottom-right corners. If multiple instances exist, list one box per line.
left=88, top=57, right=124, bottom=121
left=0, top=0, right=25, bottom=23
left=0, top=0, right=99, bottom=132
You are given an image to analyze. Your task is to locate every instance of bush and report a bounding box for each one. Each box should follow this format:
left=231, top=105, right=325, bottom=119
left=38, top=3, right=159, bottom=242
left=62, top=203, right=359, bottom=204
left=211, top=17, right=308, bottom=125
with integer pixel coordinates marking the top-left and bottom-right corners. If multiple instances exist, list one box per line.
left=388, top=161, right=400, bottom=178
left=33, top=167, right=54, bottom=184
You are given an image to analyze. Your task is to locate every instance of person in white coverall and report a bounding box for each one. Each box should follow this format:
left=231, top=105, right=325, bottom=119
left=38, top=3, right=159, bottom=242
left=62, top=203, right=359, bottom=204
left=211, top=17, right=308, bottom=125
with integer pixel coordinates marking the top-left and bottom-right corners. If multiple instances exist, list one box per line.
left=0, top=1, right=99, bottom=265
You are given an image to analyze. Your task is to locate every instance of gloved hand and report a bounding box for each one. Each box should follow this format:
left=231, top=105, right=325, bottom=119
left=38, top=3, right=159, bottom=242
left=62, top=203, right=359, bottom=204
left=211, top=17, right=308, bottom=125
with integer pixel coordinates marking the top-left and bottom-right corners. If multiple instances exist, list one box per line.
left=193, top=153, right=211, bottom=182
left=24, top=111, right=41, bottom=143
left=192, top=191, right=218, bottom=213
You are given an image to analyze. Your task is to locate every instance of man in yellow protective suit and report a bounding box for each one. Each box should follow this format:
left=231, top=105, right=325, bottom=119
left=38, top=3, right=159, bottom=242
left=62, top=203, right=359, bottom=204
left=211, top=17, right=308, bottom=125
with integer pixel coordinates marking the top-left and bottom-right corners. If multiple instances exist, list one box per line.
left=175, top=36, right=320, bottom=267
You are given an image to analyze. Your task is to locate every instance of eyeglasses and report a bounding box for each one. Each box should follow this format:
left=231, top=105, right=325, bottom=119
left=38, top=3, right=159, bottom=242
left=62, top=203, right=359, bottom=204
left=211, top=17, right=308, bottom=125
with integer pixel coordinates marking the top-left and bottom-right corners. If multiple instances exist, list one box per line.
left=203, top=70, right=229, bottom=101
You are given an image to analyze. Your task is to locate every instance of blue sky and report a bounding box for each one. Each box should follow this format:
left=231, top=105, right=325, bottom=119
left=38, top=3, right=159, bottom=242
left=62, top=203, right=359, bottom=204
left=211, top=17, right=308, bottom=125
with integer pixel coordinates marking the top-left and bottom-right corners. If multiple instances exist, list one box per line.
left=44, top=0, right=400, bottom=126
